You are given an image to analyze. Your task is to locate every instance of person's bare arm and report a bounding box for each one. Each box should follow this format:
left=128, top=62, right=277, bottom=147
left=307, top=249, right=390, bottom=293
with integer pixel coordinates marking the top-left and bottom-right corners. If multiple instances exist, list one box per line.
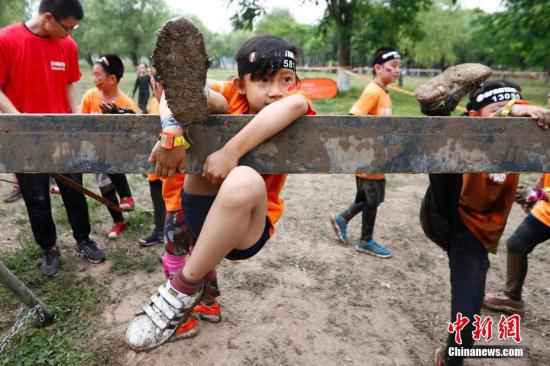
left=202, top=94, right=309, bottom=183
left=506, top=104, right=550, bottom=130
left=0, top=90, right=19, bottom=113
left=67, top=83, right=80, bottom=113
left=149, top=87, right=229, bottom=177
left=207, top=87, right=228, bottom=114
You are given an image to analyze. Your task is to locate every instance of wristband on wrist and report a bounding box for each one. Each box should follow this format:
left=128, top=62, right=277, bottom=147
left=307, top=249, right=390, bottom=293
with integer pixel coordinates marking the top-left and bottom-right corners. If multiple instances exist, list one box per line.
left=496, top=100, right=518, bottom=117
left=160, top=115, right=183, bottom=129
left=159, top=132, right=191, bottom=150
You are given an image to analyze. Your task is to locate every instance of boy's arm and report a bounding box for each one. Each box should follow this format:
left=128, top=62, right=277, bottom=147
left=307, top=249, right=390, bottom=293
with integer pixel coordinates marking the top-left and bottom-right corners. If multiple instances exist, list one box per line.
left=149, top=87, right=229, bottom=177
left=494, top=103, right=550, bottom=130
left=67, top=83, right=80, bottom=113
left=0, top=90, right=18, bottom=114
left=202, top=94, right=309, bottom=183
left=206, top=87, right=228, bottom=114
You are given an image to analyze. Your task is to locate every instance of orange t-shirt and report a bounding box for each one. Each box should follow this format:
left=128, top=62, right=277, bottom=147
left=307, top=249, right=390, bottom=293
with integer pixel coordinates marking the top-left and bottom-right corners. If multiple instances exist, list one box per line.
left=532, top=173, right=550, bottom=227
left=147, top=97, right=161, bottom=182
left=350, top=81, right=391, bottom=180
left=163, top=173, right=185, bottom=212
left=459, top=173, right=519, bottom=252
left=148, top=97, right=160, bottom=115
left=80, top=88, right=138, bottom=114
left=210, top=80, right=315, bottom=232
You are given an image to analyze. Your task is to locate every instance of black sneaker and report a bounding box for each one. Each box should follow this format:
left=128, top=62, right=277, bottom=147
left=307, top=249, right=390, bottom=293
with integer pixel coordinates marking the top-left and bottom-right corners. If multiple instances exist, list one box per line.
left=139, top=231, right=164, bottom=247
left=76, top=238, right=106, bottom=264
left=39, top=247, right=60, bottom=277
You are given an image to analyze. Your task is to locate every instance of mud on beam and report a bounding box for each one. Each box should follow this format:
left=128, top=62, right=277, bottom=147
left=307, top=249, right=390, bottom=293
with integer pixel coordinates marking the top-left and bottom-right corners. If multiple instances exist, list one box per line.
left=0, top=114, right=547, bottom=174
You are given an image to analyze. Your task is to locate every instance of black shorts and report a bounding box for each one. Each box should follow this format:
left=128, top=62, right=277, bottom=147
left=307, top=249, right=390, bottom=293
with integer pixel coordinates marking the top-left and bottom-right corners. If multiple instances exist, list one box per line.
left=355, top=177, right=385, bottom=208
left=182, top=193, right=271, bottom=261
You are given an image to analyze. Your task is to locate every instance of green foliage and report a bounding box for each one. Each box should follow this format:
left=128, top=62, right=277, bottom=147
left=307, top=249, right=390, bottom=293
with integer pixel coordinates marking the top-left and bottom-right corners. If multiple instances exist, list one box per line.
left=471, top=0, right=550, bottom=72
left=400, top=1, right=480, bottom=68
left=73, top=0, right=173, bottom=66
left=230, top=0, right=431, bottom=67
left=351, top=0, right=431, bottom=66
left=0, top=0, right=33, bottom=27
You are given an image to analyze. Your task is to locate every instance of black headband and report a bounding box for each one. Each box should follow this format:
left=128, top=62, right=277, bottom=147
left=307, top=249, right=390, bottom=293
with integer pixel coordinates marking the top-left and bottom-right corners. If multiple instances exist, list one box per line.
left=467, top=86, right=522, bottom=111
left=96, top=56, right=123, bottom=80
left=238, top=50, right=296, bottom=78
left=373, top=50, right=401, bottom=66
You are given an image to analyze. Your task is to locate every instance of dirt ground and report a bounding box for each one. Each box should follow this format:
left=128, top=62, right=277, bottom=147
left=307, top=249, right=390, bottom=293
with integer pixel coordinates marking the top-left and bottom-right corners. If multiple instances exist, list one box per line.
left=2, top=173, right=550, bottom=365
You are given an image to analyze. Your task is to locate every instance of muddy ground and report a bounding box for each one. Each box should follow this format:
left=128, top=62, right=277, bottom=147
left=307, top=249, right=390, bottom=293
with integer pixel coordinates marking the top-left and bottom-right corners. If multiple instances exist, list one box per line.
left=1, top=173, right=549, bottom=365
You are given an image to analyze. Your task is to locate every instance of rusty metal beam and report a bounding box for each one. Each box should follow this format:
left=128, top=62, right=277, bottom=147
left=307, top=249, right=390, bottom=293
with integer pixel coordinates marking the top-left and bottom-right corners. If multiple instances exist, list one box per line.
left=0, top=114, right=547, bottom=174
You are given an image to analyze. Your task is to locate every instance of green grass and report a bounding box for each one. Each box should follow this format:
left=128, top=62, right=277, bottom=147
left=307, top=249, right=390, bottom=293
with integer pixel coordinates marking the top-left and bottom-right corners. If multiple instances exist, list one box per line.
left=0, top=237, right=109, bottom=366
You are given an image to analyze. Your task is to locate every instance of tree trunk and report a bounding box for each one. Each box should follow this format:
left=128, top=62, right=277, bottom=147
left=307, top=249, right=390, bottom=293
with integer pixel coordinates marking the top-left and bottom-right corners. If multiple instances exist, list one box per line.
left=85, top=54, right=94, bottom=67
left=130, top=51, right=139, bottom=67
left=337, top=30, right=351, bottom=67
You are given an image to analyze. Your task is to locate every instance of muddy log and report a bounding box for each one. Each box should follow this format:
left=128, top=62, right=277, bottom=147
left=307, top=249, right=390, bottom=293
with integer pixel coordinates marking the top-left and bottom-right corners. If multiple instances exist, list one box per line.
left=0, top=114, right=547, bottom=174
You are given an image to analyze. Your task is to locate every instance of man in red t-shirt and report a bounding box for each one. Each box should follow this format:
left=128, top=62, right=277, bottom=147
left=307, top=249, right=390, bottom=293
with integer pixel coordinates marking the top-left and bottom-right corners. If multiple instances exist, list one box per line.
left=0, top=0, right=105, bottom=276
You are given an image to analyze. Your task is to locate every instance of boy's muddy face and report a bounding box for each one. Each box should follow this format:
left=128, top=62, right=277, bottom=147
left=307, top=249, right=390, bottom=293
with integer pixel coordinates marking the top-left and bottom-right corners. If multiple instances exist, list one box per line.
left=472, top=101, right=508, bottom=117
left=238, top=69, right=298, bottom=113
left=92, top=64, right=116, bottom=91
left=376, top=59, right=401, bottom=85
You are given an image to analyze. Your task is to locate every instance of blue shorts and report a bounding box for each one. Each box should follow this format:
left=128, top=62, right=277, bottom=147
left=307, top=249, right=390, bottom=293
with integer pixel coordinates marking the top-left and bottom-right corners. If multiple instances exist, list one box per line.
left=182, top=193, right=271, bottom=261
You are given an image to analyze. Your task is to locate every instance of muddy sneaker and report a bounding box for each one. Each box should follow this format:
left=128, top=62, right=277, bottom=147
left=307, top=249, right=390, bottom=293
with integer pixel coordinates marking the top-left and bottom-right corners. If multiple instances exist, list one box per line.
left=193, top=301, right=222, bottom=323
left=153, top=17, right=209, bottom=126
left=330, top=214, right=349, bottom=244
left=39, top=246, right=60, bottom=277
left=354, top=239, right=392, bottom=258
left=415, top=63, right=492, bottom=115
left=483, top=291, right=525, bottom=314
left=125, top=280, right=203, bottom=352
left=76, top=238, right=106, bottom=264
left=3, top=185, right=22, bottom=203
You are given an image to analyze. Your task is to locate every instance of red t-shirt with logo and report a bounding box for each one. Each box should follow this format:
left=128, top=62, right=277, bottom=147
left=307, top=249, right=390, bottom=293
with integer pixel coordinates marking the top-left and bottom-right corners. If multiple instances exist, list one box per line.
left=0, top=23, right=81, bottom=113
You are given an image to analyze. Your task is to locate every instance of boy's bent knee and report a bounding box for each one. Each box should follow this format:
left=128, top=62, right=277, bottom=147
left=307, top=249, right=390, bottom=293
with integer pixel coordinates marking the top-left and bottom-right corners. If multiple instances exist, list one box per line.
left=219, top=166, right=266, bottom=207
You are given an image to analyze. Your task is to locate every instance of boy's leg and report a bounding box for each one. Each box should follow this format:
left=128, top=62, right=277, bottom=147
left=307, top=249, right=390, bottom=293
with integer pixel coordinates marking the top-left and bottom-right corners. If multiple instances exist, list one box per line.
left=182, top=166, right=267, bottom=282
left=99, top=185, right=124, bottom=223
left=140, top=179, right=165, bottom=246
left=55, top=174, right=105, bottom=263
left=331, top=177, right=366, bottom=243
left=16, top=173, right=60, bottom=276
left=108, top=174, right=134, bottom=211
left=126, top=166, right=266, bottom=351
left=445, top=230, right=489, bottom=366
left=99, top=184, right=128, bottom=240
left=484, top=214, right=550, bottom=313
left=354, top=179, right=391, bottom=258
left=54, top=174, right=92, bottom=243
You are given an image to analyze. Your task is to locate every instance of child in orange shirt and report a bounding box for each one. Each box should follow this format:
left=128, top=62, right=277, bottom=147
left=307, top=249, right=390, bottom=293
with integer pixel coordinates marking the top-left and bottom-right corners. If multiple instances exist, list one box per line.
left=331, top=47, right=400, bottom=258
left=484, top=173, right=550, bottom=314
left=125, top=31, right=314, bottom=351
left=428, top=80, right=550, bottom=366
left=80, top=54, right=138, bottom=239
